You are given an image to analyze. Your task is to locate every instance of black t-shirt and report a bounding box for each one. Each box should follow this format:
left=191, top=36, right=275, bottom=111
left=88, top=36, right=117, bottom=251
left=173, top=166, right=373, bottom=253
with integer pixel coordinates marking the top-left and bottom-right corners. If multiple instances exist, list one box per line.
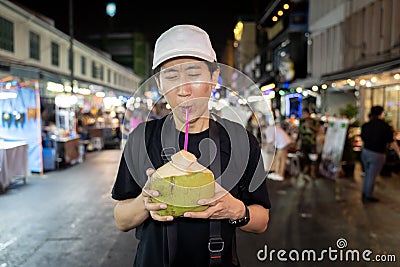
left=361, top=118, right=394, bottom=153
left=112, top=115, right=271, bottom=267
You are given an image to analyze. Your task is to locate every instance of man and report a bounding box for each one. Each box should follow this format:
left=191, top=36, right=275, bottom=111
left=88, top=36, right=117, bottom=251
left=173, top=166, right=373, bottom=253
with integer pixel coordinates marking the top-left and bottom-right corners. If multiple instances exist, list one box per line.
left=360, top=105, right=400, bottom=203
left=111, top=25, right=271, bottom=267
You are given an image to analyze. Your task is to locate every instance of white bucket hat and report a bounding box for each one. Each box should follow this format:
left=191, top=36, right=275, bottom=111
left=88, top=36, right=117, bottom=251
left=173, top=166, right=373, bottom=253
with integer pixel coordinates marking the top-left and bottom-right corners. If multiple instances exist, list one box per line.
left=152, top=24, right=217, bottom=70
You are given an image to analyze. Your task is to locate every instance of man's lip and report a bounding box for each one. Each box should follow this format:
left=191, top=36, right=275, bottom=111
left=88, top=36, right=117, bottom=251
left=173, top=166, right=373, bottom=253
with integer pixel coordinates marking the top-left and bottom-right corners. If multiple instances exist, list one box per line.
left=180, top=106, right=192, bottom=111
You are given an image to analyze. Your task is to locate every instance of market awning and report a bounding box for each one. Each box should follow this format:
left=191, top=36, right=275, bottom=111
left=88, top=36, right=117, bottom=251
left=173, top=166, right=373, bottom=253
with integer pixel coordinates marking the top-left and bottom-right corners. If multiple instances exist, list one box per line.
left=40, top=70, right=64, bottom=84
left=289, top=77, right=320, bottom=88
left=10, top=64, right=40, bottom=79
left=322, top=58, right=400, bottom=81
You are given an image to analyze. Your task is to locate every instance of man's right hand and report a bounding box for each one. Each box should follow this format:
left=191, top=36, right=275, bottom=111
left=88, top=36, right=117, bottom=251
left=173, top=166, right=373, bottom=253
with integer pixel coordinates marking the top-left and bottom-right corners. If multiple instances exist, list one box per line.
left=142, top=168, right=174, bottom=222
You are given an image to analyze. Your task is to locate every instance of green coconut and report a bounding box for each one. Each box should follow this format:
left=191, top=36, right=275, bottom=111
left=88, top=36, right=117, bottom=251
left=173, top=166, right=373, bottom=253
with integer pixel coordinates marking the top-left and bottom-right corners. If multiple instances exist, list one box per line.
left=149, top=150, right=215, bottom=217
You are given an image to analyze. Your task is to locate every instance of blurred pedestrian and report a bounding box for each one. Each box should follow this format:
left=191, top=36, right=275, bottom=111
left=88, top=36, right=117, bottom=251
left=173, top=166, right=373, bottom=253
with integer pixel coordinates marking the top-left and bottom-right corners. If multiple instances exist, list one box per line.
left=246, top=113, right=262, bottom=146
left=360, top=106, right=400, bottom=203
left=265, top=121, right=293, bottom=181
left=315, top=120, right=326, bottom=166
left=111, top=24, right=271, bottom=267
left=120, top=102, right=146, bottom=149
left=298, top=108, right=319, bottom=179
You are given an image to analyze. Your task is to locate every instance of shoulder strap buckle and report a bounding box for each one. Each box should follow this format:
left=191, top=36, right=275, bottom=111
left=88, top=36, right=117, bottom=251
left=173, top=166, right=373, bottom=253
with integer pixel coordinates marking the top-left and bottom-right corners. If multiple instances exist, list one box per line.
left=208, top=237, right=224, bottom=253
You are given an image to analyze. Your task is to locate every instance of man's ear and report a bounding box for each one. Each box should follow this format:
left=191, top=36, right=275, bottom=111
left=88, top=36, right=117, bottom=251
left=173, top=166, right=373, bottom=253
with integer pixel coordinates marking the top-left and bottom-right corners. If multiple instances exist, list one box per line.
left=155, top=77, right=164, bottom=96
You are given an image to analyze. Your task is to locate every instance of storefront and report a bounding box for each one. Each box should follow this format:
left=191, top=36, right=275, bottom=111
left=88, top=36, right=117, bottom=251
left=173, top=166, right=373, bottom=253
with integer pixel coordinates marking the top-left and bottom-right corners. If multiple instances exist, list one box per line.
left=325, top=69, right=400, bottom=131
left=322, top=66, right=400, bottom=175
left=362, top=82, right=400, bottom=131
left=0, top=69, right=121, bottom=175
left=40, top=81, right=127, bottom=168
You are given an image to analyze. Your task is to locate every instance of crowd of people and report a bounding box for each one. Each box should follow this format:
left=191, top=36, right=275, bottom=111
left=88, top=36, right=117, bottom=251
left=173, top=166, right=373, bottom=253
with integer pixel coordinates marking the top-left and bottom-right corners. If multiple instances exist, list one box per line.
left=256, top=104, right=400, bottom=205
left=249, top=108, right=328, bottom=182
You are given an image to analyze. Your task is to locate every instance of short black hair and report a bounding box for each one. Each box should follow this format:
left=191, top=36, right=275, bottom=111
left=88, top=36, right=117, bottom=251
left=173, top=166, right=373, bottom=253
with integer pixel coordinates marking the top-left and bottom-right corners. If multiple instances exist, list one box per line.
left=370, top=105, right=384, bottom=117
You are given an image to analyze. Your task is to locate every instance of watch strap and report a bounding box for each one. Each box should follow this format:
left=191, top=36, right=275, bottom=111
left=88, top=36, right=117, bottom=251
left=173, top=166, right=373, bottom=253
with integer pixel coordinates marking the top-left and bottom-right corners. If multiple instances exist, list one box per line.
left=228, top=203, right=250, bottom=227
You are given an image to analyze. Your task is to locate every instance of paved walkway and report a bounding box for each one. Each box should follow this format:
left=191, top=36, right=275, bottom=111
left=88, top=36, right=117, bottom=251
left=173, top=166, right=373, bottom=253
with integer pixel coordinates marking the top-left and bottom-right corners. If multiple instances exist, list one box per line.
left=0, top=149, right=399, bottom=267
left=237, top=154, right=400, bottom=267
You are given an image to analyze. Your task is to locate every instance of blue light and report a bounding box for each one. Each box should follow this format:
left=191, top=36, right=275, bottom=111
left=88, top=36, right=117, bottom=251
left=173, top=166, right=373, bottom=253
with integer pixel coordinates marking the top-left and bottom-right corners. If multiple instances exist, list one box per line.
left=106, top=2, right=116, bottom=17
left=285, top=93, right=303, bottom=117
left=283, top=82, right=290, bottom=89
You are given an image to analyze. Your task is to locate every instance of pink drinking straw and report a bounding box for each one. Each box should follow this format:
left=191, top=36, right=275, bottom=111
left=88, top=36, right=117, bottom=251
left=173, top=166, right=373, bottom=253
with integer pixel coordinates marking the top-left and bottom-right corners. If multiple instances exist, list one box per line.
left=184, top=107, right=189, bottom=151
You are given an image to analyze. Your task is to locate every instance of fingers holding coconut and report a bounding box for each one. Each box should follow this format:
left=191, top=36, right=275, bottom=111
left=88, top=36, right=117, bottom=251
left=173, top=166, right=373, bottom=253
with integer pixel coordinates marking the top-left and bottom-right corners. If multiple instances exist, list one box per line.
left=143, top=195, right=174, bottom=222
left=146, top=168, right=156, bottom=177
left=142, top=168, right=159, bottom=198
left=196, top=182, right=228, bottom=206
left=183, top=201, right=225, bottom=219
left=184, top=190, right=243, bottom=220
left=149, top=211, right=174, bottom=222
left=149, top=208, right=174, bottom=222
left=142, top=168, right=173, bottom=221
left=142, top=186, right=159, bottom=198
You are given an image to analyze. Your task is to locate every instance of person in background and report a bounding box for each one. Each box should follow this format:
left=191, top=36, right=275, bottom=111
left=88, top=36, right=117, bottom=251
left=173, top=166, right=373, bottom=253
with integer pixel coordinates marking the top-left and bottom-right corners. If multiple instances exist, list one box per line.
left=265, top=120, right=293, bottom=181
left=298, top=108, right=319, bottom=179
left=246, top=113, right=262, bottom=146
left=120, top=103, right=146, bottom=149
left=119, top=104, right=133, bottom=150
left=111, top=24, right=270, bottom=267
left=360, top=105, right=400, bottom=203
left=315, top=120, right=326, bottom=167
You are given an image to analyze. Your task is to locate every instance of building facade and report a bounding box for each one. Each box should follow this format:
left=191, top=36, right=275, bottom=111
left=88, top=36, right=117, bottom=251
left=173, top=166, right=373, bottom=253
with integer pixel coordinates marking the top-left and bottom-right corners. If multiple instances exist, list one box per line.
left=0, top=0, right=141, bottom=96
left=243, top=0, right=309, bottom=118
left=308, top=0, right=400, bottom=129
left=0, top=0, right=142, bottom=173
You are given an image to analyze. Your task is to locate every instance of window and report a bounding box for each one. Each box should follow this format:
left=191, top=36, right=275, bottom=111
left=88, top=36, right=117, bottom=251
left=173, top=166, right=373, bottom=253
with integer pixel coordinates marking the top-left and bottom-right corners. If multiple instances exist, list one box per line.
left=0, top=16, right=14, bottom=52
left=92, top=61, right=97, bottom=78
left=29, top=31, right=40, bottom=60
left=91, top=61, right=104, bottom=79
left=51, top=42, right=59, bottom=66
left=81, top=56, right=86, bottom=75
left=99, top=65, right=104, bottom=80
left=107, top=69, right=111, bottom=83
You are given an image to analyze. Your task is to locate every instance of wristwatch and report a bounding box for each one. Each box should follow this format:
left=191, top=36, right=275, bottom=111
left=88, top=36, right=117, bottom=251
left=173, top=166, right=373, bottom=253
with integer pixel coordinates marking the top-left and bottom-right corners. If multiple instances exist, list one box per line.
left=228, top=203, right=250, bottom=227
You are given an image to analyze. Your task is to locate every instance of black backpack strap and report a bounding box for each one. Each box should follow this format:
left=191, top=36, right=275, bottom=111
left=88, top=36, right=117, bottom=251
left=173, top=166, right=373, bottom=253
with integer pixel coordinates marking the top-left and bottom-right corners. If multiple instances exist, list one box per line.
left=161, top=115, right=224, bottom=267
left=161, top=115, right=179, bottom=267
left=208, top=117, right=223, bottom=267
left=164, top=222, right=177, bottom=267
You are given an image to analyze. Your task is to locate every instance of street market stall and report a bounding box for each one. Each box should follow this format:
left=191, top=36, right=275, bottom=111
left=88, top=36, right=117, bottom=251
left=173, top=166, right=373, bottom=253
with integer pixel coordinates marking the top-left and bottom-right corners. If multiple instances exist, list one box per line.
left=0, top=78, right=42, bottom=174
left=41, top=94, right=82, bottom=170
left=0, top=141, right=30, bottom=193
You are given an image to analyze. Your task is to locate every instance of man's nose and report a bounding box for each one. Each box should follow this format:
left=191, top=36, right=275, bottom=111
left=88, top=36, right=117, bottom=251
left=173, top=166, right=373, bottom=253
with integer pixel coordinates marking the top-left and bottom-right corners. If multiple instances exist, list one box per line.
left=177, top=81, right=192, bottom=96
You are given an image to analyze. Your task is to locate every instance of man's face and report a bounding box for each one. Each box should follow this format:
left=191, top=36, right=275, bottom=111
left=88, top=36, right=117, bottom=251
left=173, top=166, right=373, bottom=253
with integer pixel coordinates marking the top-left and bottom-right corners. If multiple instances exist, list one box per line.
left=158, top=58, right=219, bottom=123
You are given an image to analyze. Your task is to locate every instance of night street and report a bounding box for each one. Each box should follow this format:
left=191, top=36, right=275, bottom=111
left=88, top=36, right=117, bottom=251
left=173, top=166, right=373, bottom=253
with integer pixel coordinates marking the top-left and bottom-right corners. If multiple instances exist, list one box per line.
left=1, top=0, right=400, bottom=266
left=1, top=148, right=399, bottom=267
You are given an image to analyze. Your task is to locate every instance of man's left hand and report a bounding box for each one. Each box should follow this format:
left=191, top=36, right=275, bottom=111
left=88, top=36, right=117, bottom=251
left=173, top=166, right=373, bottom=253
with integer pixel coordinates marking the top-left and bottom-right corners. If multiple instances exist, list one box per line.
left=183, top=183, right=245, bottom=220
